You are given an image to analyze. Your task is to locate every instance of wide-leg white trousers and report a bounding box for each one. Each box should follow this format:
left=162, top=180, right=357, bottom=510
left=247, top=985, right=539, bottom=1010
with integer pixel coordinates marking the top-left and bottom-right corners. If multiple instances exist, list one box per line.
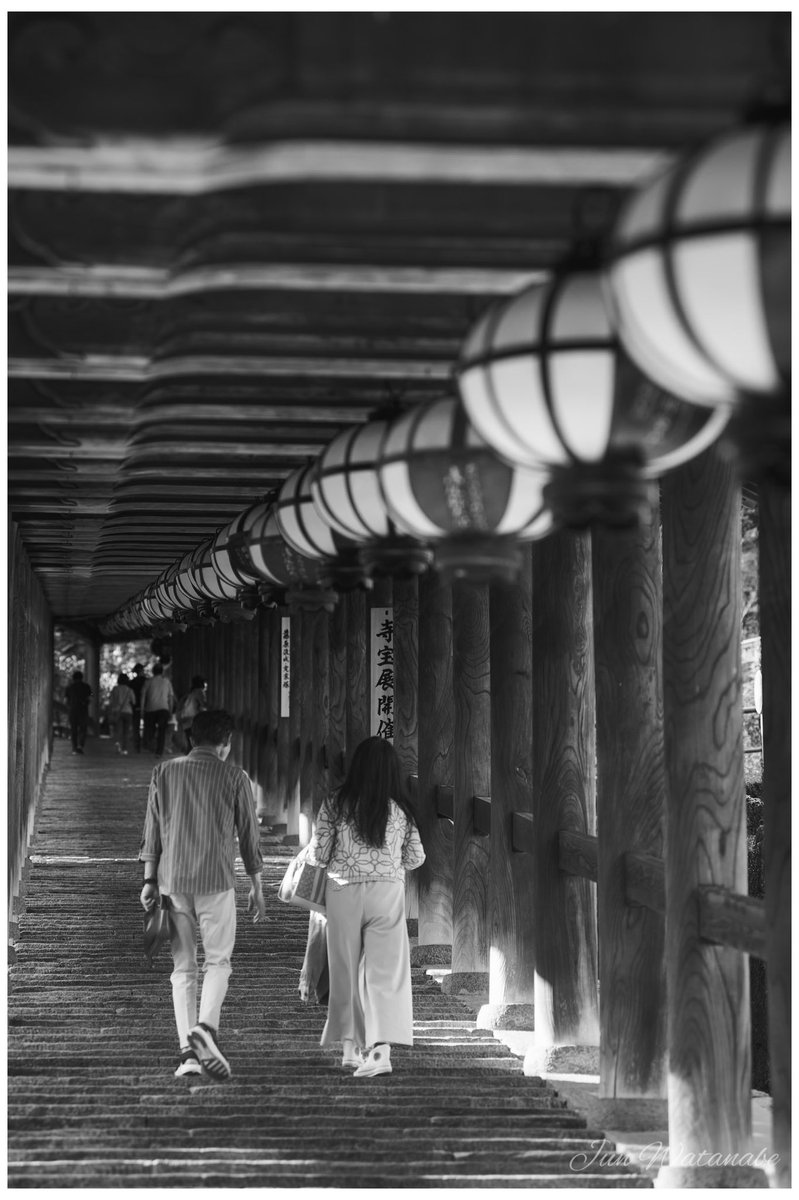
left=321, top=879, right=413, bottom=1049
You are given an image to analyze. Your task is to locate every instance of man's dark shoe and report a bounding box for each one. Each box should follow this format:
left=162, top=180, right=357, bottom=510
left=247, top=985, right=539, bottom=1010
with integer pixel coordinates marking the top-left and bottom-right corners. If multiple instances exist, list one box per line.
left=188, top=1022, right=231, bottom=1080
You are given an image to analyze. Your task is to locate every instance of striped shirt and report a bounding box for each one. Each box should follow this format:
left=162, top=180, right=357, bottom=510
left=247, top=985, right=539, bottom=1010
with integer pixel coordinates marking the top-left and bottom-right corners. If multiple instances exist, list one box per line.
left=309, top=796, right=425, bottom=884
left=139, top=748, right=263, bottom=894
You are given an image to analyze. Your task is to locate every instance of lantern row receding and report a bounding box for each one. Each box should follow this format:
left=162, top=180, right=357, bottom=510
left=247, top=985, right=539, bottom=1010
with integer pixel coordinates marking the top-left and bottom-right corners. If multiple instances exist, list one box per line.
left=99, top=110, right=790, bottom=638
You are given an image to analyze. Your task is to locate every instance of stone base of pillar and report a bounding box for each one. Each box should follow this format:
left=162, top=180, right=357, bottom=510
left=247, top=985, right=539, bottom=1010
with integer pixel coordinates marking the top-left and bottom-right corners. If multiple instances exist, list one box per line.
left=655, top=1165, right=770, bottom=1189
left=282, top=833, right=300, bottom=846
left=441, top=971, right=489, bottom=995
left=523, top=1043, right=599, bottom=1076
left=406, top=918, right=418, bottom=938
left=475, top=1002, right=535, bottom=1031
left=411, top=943, right=452, bottom=967
left=547, top=1078, right=668, bottom=1133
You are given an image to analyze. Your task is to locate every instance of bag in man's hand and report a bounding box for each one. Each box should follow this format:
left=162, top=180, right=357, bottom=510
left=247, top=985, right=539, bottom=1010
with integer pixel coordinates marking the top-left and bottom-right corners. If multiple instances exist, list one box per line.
left=278, top=845, right=328, bottom=915
left=143, top=894, right=174, bottom=967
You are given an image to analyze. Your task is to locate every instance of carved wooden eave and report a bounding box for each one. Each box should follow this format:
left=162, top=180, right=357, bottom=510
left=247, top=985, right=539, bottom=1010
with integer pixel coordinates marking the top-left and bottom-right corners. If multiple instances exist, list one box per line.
left=7, top=12, right=784, bottom=628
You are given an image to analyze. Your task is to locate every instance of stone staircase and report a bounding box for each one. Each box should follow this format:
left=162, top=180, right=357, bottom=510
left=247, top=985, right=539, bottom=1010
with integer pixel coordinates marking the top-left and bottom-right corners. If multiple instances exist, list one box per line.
left=8, top=738, right=652, bottom=1188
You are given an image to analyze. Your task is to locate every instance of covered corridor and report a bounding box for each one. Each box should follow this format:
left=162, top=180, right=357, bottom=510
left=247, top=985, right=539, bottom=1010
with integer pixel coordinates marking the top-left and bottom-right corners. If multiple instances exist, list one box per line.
left=9, top=737, right=656, bottom=1189
left=7, top=13, right=791, bottom=1192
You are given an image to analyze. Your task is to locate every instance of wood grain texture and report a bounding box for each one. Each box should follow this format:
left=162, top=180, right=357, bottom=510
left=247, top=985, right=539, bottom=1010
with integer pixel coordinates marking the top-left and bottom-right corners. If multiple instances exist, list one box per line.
left=558, top=831, right=598, bottom=882
left=488, top=548, right=535, bottom=1006
left=417, top=572, right=454, bottom=947
left=697, top=886, right=767, bottom=961
left=661, top=450, right=750, bottom=1154
left=592, top=512, right=667, bottom=1098
left=451, top=579, right=490, bottom=977
left=299, top=606, right=330, bottom=836
left=531, top=529, right=599, bottom=1047
left=623, top=851, right=666, bottom=915
left=327, top=595, right=348, bottom=793
left=758, top=479, right=791, bottom=1186
left=345, top=590, right=369, bottom=763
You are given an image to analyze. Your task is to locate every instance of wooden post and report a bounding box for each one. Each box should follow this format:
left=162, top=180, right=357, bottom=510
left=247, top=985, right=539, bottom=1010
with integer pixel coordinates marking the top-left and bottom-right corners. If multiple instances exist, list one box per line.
left=415, top=571, right=454, bottom=963
left=758, top=478, right=791, bottom=1188
left=286, top=608, right=301, bottom=844
left=525, top=529, right=599, bottom=1074
left=478, top=545, right=535, bottom=1031
left=298, top=604, right=330, bottom=844
left=443, top=578, right=490, bottom=994
left=657, top=449, right=766, bottom=1188
left=393, top=575, right=420, bottom=924
left=592, top=504, right=667, bottom=1098
left=328, top=592, right=348, bottom=793
left=346, top=589, right=369, bottom=765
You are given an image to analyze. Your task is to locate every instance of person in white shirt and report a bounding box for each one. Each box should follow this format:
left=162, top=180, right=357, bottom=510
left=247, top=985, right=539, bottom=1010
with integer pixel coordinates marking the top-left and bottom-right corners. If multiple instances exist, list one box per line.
left=307, top=736, right=425, bottom=1078
left=141, top=663, right=176, bottom=756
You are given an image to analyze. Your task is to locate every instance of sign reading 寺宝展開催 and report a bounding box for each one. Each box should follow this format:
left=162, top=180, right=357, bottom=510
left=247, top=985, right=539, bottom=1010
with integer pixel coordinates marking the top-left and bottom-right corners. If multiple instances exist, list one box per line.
left=370, top=606, right=394, bottom=741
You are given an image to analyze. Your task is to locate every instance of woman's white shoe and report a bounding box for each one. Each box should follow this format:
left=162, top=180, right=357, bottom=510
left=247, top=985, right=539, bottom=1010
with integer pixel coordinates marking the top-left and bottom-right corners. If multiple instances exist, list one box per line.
left=353, top=1043, right=392, bottom=1077
left=341, top=1039, right=363, bottom=1068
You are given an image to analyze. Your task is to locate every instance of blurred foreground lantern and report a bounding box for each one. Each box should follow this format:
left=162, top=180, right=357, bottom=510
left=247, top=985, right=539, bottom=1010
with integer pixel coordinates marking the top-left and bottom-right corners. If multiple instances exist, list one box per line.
left=457, top=269, right=729, bottom=528
left=377, top=396, right=554, bottom=582
left=605, top=117, right=790, bottom=481
left=276, top=464, right=369, bottom=592
left=310, top=419, right=433, bottom=578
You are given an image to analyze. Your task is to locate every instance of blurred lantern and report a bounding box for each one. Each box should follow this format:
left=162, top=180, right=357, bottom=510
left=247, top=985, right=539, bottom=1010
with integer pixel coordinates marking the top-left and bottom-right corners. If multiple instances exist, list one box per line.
left=230, top=496, right=338, bottom=612
left=457, top=265, right=730, bottom=528
left=377, top=395, right=554, bottom=582
left=310, top=418, right=433, bottom=578
left=276, top=464, right=369, bottom=592
left=604, top=114, right=790, bottom=481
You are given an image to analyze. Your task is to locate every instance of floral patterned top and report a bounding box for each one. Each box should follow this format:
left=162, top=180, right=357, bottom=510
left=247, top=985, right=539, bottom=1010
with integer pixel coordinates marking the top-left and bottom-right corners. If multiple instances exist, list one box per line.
left=309, top=796, right=425, bottom=884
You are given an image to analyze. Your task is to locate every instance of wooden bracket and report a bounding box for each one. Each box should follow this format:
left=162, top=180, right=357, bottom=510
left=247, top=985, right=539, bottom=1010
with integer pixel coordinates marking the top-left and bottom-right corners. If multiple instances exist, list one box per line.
left=623, top=850, right=666, bottom=915
left=435, top=784, right=454, bottom=823
left=697, top=884, right=767, bottom=960
left=473, top=794, right=491, bottom=837
left=511, top=811, right=534, bottom=854
left=557, top=830, right=598, bottom=882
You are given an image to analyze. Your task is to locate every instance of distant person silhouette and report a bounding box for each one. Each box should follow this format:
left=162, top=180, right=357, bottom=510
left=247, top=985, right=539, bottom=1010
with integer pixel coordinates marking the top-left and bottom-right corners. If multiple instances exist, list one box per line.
left=64, top=670, right=92, bottom=755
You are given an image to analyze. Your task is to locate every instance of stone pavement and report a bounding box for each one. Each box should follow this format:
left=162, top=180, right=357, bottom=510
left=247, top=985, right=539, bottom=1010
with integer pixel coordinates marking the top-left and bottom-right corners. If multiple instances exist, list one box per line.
left=8, top=736, right=653, bottom=1188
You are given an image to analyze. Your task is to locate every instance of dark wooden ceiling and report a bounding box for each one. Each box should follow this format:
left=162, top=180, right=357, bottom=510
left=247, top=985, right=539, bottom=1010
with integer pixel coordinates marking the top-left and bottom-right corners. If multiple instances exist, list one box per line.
left=7, top=12, right=788, bottom=627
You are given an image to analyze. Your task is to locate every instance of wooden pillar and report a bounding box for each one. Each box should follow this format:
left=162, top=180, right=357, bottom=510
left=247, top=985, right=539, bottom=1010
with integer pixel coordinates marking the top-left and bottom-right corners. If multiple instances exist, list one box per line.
left=525, top=529, right=599, bottom=1074
left=443, top=578, right=490, bottom=994
left=657, top=449, right=765, bottom=1187
left=478, top=545, right=535, bottom=1030
left=393, top=575, right=420, bottom=922
left=286, top=608, right=302, bottom=844
left=328, top=593, right=348, bottom=792
left=346, top=588, right=369, bottom=765
left=758, top=478, right=791, bottom=1188
left=415, top=571, right=454, bottom=963
left=592, top=505, right=667, bottom=1099
left=298, top=603, right=329, bottom=844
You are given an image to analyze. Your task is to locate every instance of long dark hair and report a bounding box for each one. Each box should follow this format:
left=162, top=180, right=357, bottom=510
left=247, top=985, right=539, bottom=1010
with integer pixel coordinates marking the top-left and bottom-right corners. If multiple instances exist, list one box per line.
left=329, top=737, right=416, bottom=848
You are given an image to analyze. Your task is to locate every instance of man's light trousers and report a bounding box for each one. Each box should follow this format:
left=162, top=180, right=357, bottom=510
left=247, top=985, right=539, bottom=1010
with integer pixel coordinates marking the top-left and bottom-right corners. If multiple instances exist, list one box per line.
left=167, top=889, right=236, bottom=1048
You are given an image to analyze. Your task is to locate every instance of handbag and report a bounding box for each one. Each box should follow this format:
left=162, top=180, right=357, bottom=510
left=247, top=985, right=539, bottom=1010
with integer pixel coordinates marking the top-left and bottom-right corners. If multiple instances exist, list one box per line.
left=142, top=894, right=174, bottom=967
left=278, top=845, right=328, bottom=915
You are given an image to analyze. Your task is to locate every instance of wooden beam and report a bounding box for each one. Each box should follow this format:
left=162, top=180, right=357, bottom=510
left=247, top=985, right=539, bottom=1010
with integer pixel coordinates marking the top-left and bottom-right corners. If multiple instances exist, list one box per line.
left=697, top=885, right=767, bottom=961
left=7, top=263, right=549, bottom=298
left=7, top=140, right=671, bottom=194
left=558, top=830, right=598, bottom=883
left=9, top=355, right=452, bottom=381
left=624, top=850, right=666, bottom=915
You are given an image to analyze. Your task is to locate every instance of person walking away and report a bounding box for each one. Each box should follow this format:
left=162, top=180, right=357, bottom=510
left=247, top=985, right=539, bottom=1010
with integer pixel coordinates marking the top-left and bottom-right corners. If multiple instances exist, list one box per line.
left=64, top=670, right=92, bottom=755
left=138, top=709, right=265, bottom=1079
left=109, top=672, right=135, bottom=755
left=141, top=663, right=176, bottom=756
left=177, top=675, right=208, bottom=751
left=129, top=663, right=146, bottom=752
left=307, top=736, right=425, bottom=1077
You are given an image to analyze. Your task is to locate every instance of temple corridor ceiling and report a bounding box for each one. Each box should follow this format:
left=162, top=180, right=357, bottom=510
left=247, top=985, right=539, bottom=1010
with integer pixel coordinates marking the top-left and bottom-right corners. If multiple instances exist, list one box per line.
left=7, top=12, right=786, bottom=626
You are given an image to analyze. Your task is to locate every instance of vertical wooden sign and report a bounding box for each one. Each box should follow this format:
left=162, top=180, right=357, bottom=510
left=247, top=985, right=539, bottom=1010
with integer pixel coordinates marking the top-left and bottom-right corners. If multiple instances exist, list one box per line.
left=280, top=616, right=291, bottom=718
left=370, top=606, right=394, bottom=741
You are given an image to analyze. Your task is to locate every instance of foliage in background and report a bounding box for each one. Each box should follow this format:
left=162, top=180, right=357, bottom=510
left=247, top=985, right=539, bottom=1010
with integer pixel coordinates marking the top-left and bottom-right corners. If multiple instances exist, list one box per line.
left=99, top=641, right=154, bottom=706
